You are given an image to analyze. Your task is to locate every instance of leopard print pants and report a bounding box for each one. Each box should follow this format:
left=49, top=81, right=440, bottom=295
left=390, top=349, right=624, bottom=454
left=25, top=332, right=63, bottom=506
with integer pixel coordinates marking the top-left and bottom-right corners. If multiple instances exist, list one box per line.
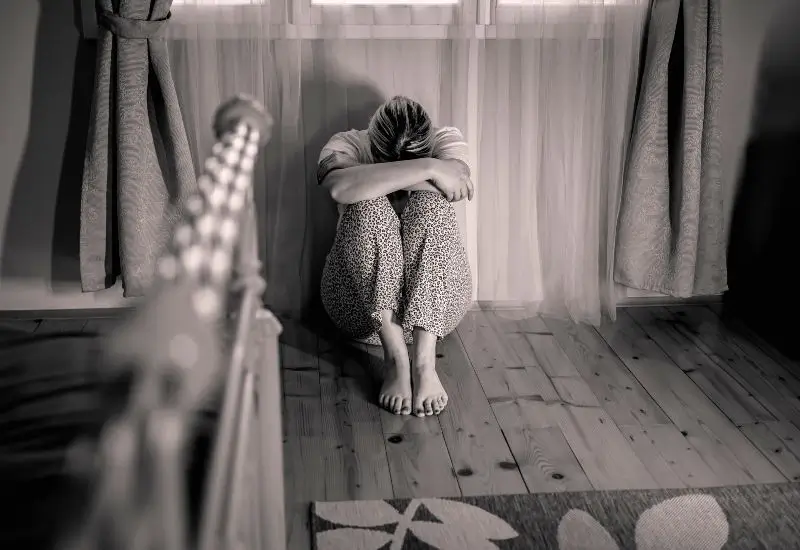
left=320, top=191, right=473, bottom=346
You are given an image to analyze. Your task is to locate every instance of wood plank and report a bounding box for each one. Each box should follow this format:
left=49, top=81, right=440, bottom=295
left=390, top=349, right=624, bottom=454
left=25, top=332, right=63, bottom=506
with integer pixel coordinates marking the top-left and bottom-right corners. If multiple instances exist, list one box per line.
left=477, top=363, right=559, bottom=403
left=597, top=311, right=784, bottom=485
left=517, top=315, right=581, bottom=378
left=618, top=425, right=686, bottom=489
left=762, top=421, right=800, bottom=472
left=34, top=318, right=87, bottom=334
left=279, top=319, right=319, bottom=370
left=553, top=402, right=658, bottom=490
left=550, top=377, right=600, bottom=407
left=666, top=306, right=800, bottom=426
left=495, top=399, right=658, bottom=490
left=383, top=420, right=462, bottom=499
left=540, top=316, right=670, bottom=427
left=708, top=304, right=800, bottom=383
left=682, top=306, right=800, bottom=392
left=641, top=424, right=720, bottom=488
left=672, top=306, right=800, bottom=398
left=356, top=343, right=461, bottom=499
left=436, top=333, right=528, bottom=496
left=643, top=306, right=798, bottom=424
left=456, top=310, right=521, bottom=370
left=627, top=307, right=775, bottom=425
left=284, top=436, right=324, bottom=550
left=739, top=422, right=800, bottom=482
left=485, top=310, right=541, bottom=366
left=491, top=400, right=592, bottom=492
left=317, top=336, right=394, bottom=501
left=463, top=310, right=559, bottom=404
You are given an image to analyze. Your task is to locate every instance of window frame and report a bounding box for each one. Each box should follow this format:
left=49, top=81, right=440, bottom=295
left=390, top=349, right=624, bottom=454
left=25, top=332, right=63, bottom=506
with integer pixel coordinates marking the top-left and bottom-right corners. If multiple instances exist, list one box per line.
left=165, top=0, right=481, bottom=26
left=80, top=0, right=627, bottom=39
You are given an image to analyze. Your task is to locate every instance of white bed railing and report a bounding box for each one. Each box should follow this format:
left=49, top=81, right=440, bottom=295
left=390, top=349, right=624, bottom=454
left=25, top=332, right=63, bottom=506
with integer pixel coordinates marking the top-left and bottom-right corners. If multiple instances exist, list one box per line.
left=60, top=95, right=286, bottom=550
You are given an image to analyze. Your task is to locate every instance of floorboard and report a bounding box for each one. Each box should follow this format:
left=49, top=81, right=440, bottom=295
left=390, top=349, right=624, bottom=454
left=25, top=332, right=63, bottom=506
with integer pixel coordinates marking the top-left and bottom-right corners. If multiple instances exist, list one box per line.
left=597, top=310, right=785, bottom=485
left=3, top=305, right=800, bottom=550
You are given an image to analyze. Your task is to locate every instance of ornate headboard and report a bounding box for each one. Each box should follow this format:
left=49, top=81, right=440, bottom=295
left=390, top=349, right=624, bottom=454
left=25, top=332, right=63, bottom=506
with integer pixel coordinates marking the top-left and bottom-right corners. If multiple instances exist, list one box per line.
left=59, top=95, right=286, bottom=550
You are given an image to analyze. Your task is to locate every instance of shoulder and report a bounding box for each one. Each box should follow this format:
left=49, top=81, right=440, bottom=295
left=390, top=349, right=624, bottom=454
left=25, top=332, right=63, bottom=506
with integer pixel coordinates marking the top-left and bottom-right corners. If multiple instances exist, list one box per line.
left=323, top=129, right=369, bottom=155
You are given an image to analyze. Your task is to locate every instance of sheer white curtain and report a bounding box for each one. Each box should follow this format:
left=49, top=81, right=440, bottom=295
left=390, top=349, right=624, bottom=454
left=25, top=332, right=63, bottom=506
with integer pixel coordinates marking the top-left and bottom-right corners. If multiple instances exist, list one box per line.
left=476, top=0, right=649, bottom=324
left=164, top=4, right=472, bottom=318
left=164, top=0, right=648, bottom=324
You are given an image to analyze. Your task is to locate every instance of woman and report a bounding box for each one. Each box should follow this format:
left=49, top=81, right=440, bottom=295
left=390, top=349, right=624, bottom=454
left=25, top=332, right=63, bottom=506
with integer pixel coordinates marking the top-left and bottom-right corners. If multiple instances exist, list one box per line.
left=318, top=96, right=474, bottom=418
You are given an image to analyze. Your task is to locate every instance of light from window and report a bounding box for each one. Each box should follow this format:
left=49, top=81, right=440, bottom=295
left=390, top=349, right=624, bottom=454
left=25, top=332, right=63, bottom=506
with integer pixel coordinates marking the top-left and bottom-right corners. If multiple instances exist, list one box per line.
left=171, top=0, right=458, bottom=4
left=171, top=0, right=266, bottom=5
left=497, top=0, right=616, bottom=5
left=310, top=0, right=458, bottom=4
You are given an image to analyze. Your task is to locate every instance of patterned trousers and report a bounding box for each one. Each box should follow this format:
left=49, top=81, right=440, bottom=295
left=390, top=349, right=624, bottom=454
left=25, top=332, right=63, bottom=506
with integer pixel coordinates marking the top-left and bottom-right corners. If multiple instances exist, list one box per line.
left=321, top=191, right=473, bottom=346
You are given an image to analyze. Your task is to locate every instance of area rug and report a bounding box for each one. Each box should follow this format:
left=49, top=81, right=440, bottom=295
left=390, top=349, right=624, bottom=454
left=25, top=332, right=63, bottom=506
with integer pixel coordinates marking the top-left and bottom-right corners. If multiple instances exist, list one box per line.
left=311, top=483, right=800, bottom=549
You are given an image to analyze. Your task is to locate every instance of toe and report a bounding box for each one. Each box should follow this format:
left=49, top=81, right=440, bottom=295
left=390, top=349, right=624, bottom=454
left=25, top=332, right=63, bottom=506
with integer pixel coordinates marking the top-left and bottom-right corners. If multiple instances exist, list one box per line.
left=400, top=398, right=412, bottom=415
left=378, top=394, right=387, bottom=409
left=413, top=399, right=425, bottom=417
left=387, top=396, right=398, bottom=414
left=424, top=399, right=434, bottom=416
left=393, top=396, right=404, bottom=414
left=433, top=397, right=443, bottom=414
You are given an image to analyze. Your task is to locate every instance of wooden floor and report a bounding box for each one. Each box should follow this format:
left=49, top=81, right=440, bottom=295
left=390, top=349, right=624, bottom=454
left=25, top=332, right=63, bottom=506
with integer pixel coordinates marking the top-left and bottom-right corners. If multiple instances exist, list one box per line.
left=278, top=304, right=800, bottom=550
left=3, top=305, right=800, bottom=550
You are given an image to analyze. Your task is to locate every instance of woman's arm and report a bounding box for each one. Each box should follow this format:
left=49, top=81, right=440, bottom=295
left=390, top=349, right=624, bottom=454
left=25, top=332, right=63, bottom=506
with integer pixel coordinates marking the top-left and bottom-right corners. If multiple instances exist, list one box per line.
left=407, top=181, right=441, bottom=193
left=322, top=158, right=440, bottom=204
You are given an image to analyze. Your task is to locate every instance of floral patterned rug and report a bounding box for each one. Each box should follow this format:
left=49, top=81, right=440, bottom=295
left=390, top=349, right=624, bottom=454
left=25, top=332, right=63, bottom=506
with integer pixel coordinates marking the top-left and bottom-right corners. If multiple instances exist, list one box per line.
left=311, top=483, right=800, bottom=549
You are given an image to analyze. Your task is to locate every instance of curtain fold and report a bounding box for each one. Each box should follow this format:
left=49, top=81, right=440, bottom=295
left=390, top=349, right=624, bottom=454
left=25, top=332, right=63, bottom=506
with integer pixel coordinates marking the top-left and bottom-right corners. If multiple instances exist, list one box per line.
left=80, top=0, right=196, bottom=297
left=475, top=1, right=648, bottom=324
left=165, top=0, right=647, bottom=323
left=166, top=6, right=472, bottom=318
left=614, top=0, right=726, bottom=297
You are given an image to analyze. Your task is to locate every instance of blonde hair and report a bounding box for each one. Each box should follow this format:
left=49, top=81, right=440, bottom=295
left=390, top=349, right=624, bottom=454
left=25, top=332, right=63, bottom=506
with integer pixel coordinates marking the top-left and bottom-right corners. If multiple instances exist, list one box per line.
left=367, top=96, right=434, bottom=163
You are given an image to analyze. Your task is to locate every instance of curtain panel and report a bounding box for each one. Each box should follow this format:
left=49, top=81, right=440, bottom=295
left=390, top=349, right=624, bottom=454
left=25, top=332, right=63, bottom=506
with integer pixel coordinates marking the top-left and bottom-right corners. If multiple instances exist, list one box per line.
left=81, top=0, right=196, bottom=296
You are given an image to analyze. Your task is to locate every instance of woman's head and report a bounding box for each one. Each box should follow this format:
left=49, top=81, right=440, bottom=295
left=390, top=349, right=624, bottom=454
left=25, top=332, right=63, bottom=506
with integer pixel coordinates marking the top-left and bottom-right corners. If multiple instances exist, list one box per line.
left=367, top=96, right=434, bottom=163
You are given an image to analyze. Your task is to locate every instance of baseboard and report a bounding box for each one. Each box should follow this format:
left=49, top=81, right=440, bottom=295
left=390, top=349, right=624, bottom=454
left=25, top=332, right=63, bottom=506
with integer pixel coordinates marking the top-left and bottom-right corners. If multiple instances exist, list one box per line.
left=0, top=307, right=136, bottom=320
left=469, top=295, right=723, bottom=311
left=0, top=295, right=722, bottom=320
left=617, top=294, right=723, bottom=307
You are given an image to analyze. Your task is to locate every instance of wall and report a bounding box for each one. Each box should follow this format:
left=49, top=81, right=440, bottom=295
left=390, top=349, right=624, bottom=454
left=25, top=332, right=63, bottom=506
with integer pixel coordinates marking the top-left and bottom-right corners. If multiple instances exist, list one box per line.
left=0, top=0, right=129, bottom=310
left=719, top=0, right=788, bottom=230
left=0, top=0, right=788, bottom=311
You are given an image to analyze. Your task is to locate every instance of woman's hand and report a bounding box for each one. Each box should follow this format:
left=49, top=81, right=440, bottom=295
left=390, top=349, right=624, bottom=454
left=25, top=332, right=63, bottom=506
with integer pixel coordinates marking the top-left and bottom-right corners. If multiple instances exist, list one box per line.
left=429, top=159, right=474, bottom=202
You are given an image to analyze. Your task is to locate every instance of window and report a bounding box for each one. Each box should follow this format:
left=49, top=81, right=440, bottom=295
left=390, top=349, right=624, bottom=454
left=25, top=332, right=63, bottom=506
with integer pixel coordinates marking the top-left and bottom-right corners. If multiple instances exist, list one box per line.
left=170, top=0, right=474, bottom=25
left=490, top=0, right=623, bottom=34
left=163, top=0, right=623, bottom=38
left=171, top=0, right=266, bottom=4
left=310, top=0, right=459, bottom=5
left=496, top=0, right=617, bottom=4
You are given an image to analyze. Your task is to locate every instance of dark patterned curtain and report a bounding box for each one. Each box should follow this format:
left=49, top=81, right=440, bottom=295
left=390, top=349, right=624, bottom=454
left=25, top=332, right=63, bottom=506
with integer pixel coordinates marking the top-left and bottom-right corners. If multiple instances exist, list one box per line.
left=80, top=0, right=196, bottom=296
left=615, top=0, right=727, bottom=297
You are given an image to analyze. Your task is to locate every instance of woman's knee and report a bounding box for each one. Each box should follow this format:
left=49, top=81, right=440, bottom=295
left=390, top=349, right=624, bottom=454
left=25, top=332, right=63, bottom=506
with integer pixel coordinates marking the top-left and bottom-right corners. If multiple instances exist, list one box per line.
left=340, top=196, right=399, bottom=234
left=402, top=191, right=458, bottom=228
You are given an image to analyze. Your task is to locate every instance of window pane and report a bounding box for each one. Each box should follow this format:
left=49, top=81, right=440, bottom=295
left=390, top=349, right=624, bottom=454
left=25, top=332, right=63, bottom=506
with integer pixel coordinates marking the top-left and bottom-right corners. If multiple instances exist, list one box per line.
left=311, top=0, right=458, bottom=5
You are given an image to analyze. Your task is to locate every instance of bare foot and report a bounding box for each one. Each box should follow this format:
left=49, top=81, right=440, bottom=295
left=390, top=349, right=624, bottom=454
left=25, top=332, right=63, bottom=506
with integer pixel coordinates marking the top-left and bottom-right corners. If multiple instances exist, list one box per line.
left=411, top=327, right=448, bottom=417
left=378, top=348, right=412, bottom=415
left=412, top=361, right=448, bottom=417
left=376, top=310, right=413, bottom=415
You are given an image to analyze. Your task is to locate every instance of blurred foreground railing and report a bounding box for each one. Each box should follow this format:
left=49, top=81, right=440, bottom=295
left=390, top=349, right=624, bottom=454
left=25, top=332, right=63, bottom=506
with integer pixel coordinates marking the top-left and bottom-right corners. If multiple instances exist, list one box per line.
left=60, top=96, right=285, bottom=550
